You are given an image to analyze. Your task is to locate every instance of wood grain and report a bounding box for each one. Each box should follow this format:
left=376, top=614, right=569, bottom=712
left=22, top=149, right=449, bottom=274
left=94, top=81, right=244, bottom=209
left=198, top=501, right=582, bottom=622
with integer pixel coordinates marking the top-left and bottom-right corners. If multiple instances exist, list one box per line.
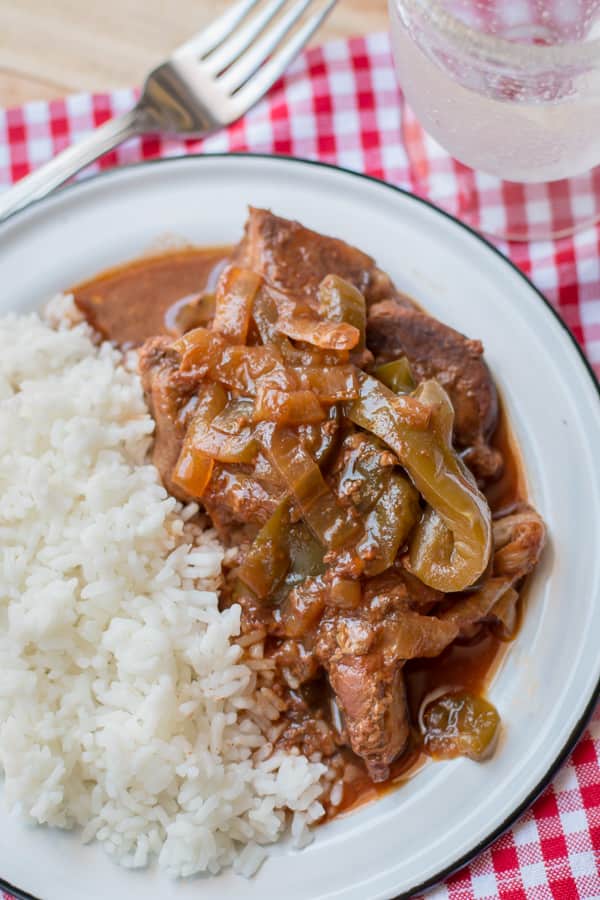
left=0, top=0, right=388, bottom=107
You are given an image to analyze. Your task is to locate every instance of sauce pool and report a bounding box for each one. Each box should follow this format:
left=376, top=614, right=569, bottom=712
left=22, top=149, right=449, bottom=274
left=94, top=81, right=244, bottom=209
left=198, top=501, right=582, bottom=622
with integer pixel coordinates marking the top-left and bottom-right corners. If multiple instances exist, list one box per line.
left=73, top=247, right=230, bottom=347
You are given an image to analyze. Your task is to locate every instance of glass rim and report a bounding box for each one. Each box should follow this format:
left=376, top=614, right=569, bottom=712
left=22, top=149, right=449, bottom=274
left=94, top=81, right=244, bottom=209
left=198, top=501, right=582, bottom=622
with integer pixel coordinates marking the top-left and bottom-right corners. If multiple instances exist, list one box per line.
left=393, top=0, right=600, bottom=68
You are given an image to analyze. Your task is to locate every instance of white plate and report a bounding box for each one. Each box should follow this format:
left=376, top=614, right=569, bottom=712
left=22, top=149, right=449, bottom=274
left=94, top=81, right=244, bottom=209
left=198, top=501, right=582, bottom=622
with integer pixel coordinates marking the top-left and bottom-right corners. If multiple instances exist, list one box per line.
left=1, top=154, right=599, bottom=900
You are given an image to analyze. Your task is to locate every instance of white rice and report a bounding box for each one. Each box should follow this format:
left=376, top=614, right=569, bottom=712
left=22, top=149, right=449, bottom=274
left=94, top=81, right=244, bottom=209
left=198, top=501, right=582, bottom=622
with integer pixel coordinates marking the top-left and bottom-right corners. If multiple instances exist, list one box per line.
left=0, top=299, right=326, bottom=878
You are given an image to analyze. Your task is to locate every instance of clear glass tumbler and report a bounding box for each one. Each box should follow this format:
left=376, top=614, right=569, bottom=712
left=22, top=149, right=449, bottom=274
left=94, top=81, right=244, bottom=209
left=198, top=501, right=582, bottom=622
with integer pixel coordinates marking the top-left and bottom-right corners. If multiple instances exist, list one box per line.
left=389, top=0, right=600, bottom=240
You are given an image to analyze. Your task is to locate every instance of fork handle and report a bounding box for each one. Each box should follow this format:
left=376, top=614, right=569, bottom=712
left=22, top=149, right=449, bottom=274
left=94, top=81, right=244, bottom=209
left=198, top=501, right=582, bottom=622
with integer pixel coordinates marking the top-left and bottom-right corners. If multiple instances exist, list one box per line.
left=0, top=106, right=150, bottom=225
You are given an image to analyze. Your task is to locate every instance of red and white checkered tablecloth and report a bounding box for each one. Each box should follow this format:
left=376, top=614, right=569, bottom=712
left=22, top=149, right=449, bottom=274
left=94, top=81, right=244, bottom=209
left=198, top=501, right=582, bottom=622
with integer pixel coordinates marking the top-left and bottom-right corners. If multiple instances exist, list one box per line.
left=1, top=30, right=599, bottom=900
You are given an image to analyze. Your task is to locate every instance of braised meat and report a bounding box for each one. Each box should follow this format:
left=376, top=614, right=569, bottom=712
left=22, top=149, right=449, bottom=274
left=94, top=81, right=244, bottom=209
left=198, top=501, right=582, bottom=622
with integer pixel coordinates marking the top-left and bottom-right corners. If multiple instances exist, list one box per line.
left=327, top=654, right=409, bottom=783
left=139, top=337, right=200, bottom=501
left=236, top=208, right=502, bottom=483
left=235, top=207, right=413, bottom=309
left=121, top=209, right=546, bottom=791
left=315, top=571, right=454, bottom=780
left=202, top=467, right=281, bottom=544
left=367, top=301, right=502, bottom=482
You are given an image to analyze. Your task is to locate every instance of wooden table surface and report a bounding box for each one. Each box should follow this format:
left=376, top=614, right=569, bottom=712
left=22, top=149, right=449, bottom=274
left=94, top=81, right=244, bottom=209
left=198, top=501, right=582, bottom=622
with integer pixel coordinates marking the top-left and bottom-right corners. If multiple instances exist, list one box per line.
left=0, top=0, right=388, bottom=108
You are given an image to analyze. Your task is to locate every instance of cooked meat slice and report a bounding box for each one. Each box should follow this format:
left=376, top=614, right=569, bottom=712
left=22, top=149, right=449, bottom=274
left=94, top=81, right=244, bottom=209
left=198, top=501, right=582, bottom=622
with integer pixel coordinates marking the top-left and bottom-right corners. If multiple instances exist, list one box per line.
left=492, top=506, right=546, bottom=580
left=274, top=672, right=341, bottom=758
left=270, top=637, right=322, bottom=688
left=327, top=653, right=409, bottom=782
left=234, top=207, right=413, bottom=308
left=277, top=712, right=339, bottom=759
left=381, top=609, right=459, bottom=663
left=441, top=577, right=515, bottom=635
left=202, top=465, right=281, bottom=544
left=315, top=571, right=454, bottom=780
left=397, top=569, right=446, bottom=610
left=461, top=441, right=504, bottom=483
left=138, top=337, right=200, bottom=501
left=364, top=568, right=444, bottom=611
left=366, top=300, right=502, bottom=481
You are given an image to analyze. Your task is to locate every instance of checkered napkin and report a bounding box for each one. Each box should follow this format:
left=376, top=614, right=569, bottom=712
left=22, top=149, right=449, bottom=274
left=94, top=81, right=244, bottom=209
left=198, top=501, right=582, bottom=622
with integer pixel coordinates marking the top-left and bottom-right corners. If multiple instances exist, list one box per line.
left=1, top=30, right=599, bottom=900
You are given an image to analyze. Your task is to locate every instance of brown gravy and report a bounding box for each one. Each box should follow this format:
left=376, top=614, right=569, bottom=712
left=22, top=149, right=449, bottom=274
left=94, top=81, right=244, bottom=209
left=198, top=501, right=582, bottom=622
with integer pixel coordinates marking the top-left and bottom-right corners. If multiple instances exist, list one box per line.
left=74, top=247, right=230, bottom=347
left=72, top=248, right=528, bottom=817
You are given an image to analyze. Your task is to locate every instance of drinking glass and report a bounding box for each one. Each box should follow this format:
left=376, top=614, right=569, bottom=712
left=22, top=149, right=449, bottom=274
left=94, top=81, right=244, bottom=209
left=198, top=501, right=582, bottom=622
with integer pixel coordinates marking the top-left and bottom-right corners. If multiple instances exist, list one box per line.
left=389, top=0, right=600, bottom=240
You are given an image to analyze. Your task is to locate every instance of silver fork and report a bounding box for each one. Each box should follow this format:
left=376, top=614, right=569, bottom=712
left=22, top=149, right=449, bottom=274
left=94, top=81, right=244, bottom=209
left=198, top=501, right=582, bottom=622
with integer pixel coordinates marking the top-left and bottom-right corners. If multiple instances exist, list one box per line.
left=0, top=0, right=336, bottom=224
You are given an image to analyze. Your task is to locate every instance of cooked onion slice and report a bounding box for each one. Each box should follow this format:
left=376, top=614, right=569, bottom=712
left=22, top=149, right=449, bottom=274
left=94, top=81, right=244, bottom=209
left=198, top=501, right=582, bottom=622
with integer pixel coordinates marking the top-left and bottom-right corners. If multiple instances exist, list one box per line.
left=253, top=385, right=325, bottom=425
left=213, top=267, right=262, bottom=343
left=294, top=365, right=359, bottom=403
left=172, top=383, right=226, bottom=497
left=277, top=316, right=360, bottom=351
left=318, top=274, right=366, bottom=350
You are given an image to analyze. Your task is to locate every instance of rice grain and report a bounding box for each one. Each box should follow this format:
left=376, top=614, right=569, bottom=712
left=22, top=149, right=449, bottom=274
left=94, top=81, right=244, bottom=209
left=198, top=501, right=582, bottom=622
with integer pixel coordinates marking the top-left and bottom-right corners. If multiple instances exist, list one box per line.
left=0, top=303, right=327, bottom=878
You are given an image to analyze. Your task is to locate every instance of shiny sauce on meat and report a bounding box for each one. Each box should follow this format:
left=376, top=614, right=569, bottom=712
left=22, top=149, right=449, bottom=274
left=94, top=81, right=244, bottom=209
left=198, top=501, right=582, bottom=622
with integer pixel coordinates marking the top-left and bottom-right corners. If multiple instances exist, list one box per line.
left=71, top=248, right=529, bottom=818
left=332, top=403, right=527, bottom=816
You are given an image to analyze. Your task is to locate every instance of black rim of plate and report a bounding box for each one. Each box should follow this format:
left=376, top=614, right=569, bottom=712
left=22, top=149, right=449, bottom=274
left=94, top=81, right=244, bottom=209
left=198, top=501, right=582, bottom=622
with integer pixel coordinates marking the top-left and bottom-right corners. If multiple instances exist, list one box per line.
left=1, top=152, right=599, bottom=900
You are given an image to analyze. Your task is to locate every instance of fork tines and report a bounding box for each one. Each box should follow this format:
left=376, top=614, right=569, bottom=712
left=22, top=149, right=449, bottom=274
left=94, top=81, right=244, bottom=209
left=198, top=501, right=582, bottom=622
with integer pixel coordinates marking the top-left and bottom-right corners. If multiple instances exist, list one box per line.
left=174, top=0, right=337, bottom=107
